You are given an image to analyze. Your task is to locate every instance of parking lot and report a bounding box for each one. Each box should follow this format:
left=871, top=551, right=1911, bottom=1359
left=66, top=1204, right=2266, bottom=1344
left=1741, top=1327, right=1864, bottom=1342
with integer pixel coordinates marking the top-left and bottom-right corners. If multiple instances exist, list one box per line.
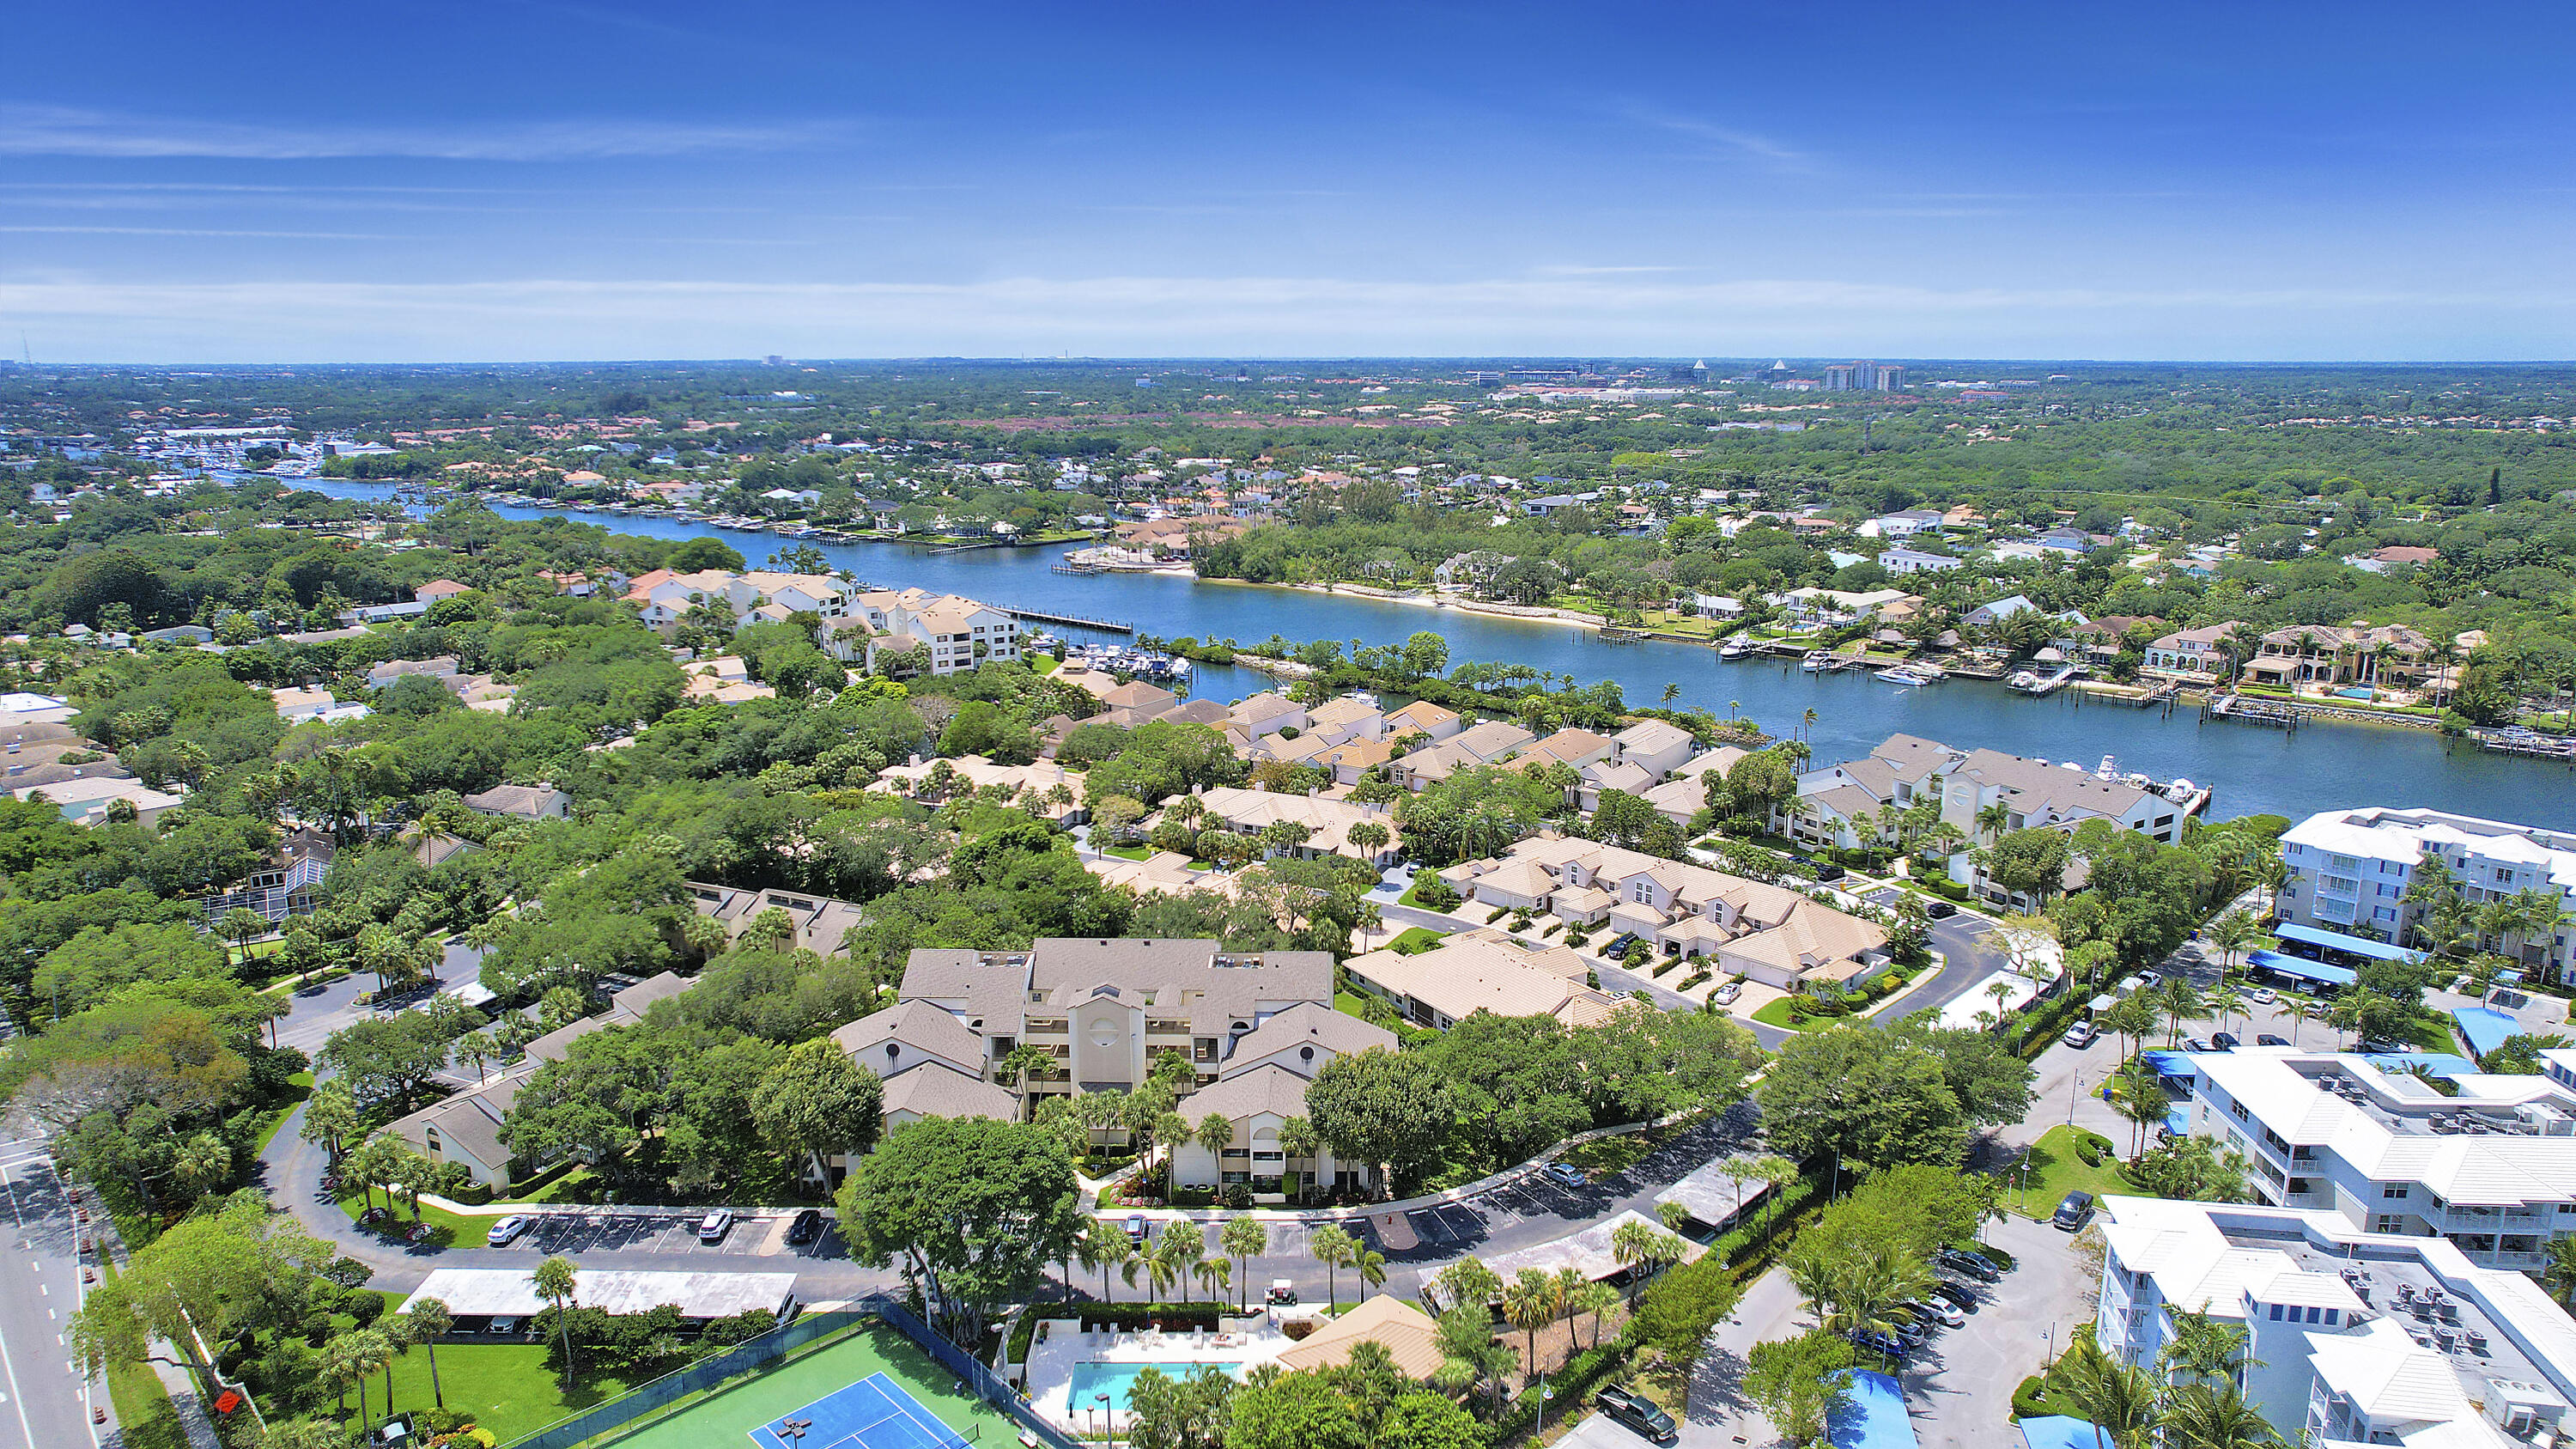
left=500, top=1209, right=835, bottom=1257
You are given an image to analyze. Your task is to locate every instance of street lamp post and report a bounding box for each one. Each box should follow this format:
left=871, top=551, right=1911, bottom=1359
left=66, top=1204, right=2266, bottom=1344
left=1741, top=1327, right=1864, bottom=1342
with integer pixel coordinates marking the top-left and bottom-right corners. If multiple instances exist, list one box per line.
left=1534, top=1372, right=1555, bottom=1435
left=2068, top=1068, right=2087, bottom=1124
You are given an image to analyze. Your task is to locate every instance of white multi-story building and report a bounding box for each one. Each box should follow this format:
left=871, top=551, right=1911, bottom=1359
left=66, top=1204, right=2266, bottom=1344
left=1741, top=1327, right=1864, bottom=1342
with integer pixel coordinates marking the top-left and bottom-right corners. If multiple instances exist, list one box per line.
left=2170, top=1048, right=2576, bottom=1271
left=2097, top=1194, right=2576, bottom=1449
left=2280, top=807, right=2576, bottom=970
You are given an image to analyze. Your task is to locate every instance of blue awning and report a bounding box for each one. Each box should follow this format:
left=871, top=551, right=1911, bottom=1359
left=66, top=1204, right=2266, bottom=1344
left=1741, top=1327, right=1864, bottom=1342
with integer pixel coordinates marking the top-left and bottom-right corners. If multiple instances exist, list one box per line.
left=2274, top=922, right=2421, bottom=965
left=2022, top=1417, right=2110, bottom=1449
left=2453, top=1007, right=2520, bottom=1060
left=2142, top=1050, right=2199, bottom=1081
left=2249, top=949, right=2356, bottom=987
left=1830, top=1372, right=1917, bottom=1449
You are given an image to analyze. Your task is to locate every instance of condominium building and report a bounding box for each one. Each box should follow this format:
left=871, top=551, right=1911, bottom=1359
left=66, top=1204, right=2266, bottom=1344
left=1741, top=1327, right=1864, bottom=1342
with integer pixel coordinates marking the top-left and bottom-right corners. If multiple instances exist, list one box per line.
left=1786, top=733, right=2202, bottom=857
left=2279, top=807, right=2576, bottom=969
left=2169, top=1048, right=2576, bottom=1272
left=2096, top=1194, right=2576, bottom=1449
left=833, top=940, right=1387, bottom=1192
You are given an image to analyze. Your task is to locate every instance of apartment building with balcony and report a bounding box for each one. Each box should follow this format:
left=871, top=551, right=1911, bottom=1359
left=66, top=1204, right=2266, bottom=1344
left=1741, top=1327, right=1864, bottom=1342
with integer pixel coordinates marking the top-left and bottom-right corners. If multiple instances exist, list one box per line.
left=2279, top=807, right=2576, bottom=970
left=2096, top=1194, right=2576, bottom=1449
left=2172, top=1048, right=2576, bottom=1272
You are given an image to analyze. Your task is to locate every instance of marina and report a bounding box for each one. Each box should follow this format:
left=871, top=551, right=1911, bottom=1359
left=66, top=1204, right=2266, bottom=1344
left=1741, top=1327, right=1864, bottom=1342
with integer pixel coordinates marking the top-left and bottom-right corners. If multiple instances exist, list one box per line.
left=296, top=477, right=2576, bottom=827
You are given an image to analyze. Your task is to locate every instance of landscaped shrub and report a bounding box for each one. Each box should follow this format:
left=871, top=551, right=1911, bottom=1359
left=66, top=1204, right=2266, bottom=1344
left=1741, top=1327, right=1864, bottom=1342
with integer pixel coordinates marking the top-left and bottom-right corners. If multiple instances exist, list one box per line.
left=1410, top=876, right=1461, bottom=910
left=1221, top=1182, right=1253, bottom=1209
left=2011, top=1375, right=2051, bottom=1420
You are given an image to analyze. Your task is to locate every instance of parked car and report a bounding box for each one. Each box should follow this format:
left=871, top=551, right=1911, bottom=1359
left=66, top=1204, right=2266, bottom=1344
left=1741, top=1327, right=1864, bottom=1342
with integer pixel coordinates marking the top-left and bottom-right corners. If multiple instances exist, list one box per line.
left=2053, top=1190, right=2096, bottom=1231
left=486, top=1215, right=532, bottom=1248
left=1889, top=1316, right=1932, bottom=1346
left=2257, top=1033, right=2291, bottom=1046
left=1842, top=1328, right=1911, bottom=1361
left=1603, top=935, right=1639, bottom=960
left=786, top=1209, right=825, bottom=1245
left=2211, top=1032, right=2239, bottom=1050
left=2182, top=1037, right=2214, bottom=1052
left=1927, top=1282, right=1978, bottom=1312
left=2063, top=1021, right=2097, bottom=1049
left=1937, top=1248, right=2002, bottom=1282
left=1543, top=1161, right=1589, bottom=1189
left=1126, top=1214, right=1150, bottom=1244
left=2360, top=1037, right=2409, bottom=1055
left=488, top=1316, right=520, bottom=1337
left=1595, top=1387, right=1678, bottom=1444
left=1809, top=861, right=1848, bottom=883
left=697, top=1209, right=734, bottom=1243
left=1904, top=1298, right=1965, bottom=1329
left=1924, top=899, right=1958, bottom=919
left=1711, top=982, right=1742, bottom=1005
left=2245, top=986, right=2277, bottom=1005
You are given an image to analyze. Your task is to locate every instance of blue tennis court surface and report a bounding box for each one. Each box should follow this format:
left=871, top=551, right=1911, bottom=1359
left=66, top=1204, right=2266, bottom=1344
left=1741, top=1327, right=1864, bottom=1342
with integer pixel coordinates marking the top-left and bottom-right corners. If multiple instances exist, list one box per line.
left=754, top=1372, right=975, bottom=1449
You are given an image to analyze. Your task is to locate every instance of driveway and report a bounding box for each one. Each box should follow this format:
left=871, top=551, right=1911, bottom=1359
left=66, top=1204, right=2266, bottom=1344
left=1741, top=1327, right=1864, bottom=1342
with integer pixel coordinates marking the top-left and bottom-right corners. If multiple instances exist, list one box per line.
left=1685, top=1216, right=2094, bottom=1449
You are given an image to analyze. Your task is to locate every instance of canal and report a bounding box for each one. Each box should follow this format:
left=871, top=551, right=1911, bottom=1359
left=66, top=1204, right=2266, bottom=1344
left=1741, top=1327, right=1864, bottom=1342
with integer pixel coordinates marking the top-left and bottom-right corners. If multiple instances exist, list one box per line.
left=301, top=481, right=2576, bottom=827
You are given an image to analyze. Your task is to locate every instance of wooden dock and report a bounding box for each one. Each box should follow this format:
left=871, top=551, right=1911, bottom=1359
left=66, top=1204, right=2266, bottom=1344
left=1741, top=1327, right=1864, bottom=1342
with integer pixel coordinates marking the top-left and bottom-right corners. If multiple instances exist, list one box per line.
left=1005, top=606, right=1134, bottom=634
left=2206, top=695, right=2302, bottom=730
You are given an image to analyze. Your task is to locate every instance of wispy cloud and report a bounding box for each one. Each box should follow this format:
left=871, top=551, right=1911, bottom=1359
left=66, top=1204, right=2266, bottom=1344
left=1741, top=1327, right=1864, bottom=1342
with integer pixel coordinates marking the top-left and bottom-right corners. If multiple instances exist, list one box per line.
left=1529, top=265, right=1695, bottom=277
left=0, top=224, right=394, bottom=240
left=0, top=104, right=860, bottom=161
left=1619, top=106, right=1811, bottom=171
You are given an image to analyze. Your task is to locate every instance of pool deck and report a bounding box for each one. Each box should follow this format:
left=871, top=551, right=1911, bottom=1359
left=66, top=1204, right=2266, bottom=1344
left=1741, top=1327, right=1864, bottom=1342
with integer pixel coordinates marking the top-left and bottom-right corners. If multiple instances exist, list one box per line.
left=1024, top=1316, right=1287, bottom=1430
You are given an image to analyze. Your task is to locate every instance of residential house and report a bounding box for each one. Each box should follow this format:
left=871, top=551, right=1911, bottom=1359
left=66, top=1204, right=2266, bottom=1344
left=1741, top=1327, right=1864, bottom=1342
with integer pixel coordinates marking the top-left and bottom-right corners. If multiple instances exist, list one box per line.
left=1301, top=697, right=1385, bottom=746
left=1167, top=1002, right=1396, bottom=1190
left=15, top=776, right=185, bottom=827
left=461, top=783, right=572, bottom=821
left=874, top=754, right=1087, bottom=824
left=2243, top=624, right=2436, bottom=693
left=1877, top=547, right=1964, bottom=575
left=1342, top=928, right=1622, bottom=1030
left=2035, top=527, right=2095, bottom=555
left=683, top=880, right=868, bottom=956
left=416, top=578, right=473, bottom=602
left=1229, top=692, right=1307, bottom=739
left=1388, top=721, right=1536, bottom=791
left=1184, top=786, right=1401, bottom=866
left=1609, top=720, right=1697, bottom=780
left=1771, top=587, right=1917, bottom=628
left=2144, top=624, right=2240, bottom=677
left=1382, top=699, right=1462, bottom=744
left=1962, top=594, right=2038, bottom=629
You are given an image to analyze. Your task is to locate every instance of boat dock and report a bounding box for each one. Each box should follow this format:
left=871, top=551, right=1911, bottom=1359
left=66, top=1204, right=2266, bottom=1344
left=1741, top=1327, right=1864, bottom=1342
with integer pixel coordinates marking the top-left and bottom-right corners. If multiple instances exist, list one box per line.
left=1005, top=606, right=1134, bottom=634
left=2205, top=695, right=2303, bottom=730
left=2131, top=678, right=2185, bottom=708
left=2470, top=728, right=2576, bottom=761
left=2009, top=664, right=2081, bottom=696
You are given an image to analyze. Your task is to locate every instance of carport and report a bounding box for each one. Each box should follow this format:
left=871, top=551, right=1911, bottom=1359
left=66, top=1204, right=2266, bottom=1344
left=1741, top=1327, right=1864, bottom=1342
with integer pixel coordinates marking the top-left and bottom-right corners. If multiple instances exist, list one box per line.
left=2247, top=949, right=2356, bottom=989
left=396, top=1267, right=796, bottom=1321
left=1826, top=1370, right=1914, bottom=1449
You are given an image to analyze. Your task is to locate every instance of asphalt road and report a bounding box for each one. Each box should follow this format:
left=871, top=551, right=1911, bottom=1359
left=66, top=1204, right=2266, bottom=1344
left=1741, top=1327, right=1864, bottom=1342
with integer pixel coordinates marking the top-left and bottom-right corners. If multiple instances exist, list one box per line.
left=0, top=1135, right=105, bottom=1449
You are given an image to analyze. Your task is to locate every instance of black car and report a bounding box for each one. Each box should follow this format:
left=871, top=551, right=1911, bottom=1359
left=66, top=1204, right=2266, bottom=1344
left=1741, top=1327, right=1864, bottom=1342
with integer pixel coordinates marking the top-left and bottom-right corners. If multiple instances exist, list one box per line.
left=786, top=1209, right=825, bottom=1245
left=1888, top=1316, right=1932, bottom=1346
left=1937, top=1248, right=2002, bottom=1282
left=1596, top=1387, right=1678, bottom=1444
left=1928, top=1281, right=1978, bottom=1312
left=1809, top=861, right=1848, bottom=882
left=1924, top=899, right=1958, bottom=919
left=2257, top=1034, right=2290, bottom=1046
left=1603, top=935, right=1639, bottom=961
left=2211, top=1032, right=2239, bottom=1051
left=1842, top=1328, right=1911, bottom=1361
left=2052, top=1190, right=2095, bottom=1231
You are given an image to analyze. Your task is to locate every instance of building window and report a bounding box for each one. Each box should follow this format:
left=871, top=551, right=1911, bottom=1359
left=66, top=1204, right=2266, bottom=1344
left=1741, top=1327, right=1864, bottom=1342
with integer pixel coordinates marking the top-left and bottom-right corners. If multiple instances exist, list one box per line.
left=2381, top=1184, right=2408, bottom=1199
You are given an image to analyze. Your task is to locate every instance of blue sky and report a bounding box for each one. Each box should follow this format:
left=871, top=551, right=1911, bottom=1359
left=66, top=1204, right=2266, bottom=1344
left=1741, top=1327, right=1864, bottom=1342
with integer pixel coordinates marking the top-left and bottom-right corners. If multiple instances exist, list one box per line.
left=5, top=1, right=2573, bottom=362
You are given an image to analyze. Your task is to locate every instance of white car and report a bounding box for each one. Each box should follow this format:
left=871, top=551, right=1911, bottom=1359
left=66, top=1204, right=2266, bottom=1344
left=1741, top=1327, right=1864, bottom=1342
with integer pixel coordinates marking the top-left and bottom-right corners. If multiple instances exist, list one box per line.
left=2063, top=1021, right=2096, bottom=1049
left=1902, top=1298, right=1965, bottom=1329
left=486, top=1215, right=532, bottom=1247
left=1710, top=982, right=1742, bottom=1005
left=698, top=1209, right=735, bottom=1243
left=2245, top=986, right=2278, bottom=1005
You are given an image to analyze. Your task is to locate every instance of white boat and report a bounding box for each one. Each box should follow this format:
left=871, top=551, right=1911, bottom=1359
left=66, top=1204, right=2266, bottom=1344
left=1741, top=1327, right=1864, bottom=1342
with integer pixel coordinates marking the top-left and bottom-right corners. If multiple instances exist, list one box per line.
left=1876, top=665, right=1939, bottom=686
left=1801, top=649, right=1833, bottom=673
left=1718, top=635, right=1753, bottom=660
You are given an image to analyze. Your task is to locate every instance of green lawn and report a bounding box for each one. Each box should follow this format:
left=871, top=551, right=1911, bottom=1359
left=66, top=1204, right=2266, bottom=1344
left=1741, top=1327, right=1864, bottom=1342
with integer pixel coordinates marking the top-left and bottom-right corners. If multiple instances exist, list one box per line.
left=609, top=1322, right=993, bottom=1449
left=1030, top=654, right=1060, bottom=674
left=98, top=1258, right=189, bottom=1449
left=336, top=1188, right=483, bottom=1248
left=1335, top=989, right=1388, bottom=1023
left=1751, top=998, right=1839, bottom=1032
left=1396, top=875, right=1455, bottom=910
left=252, top=1072, right=315, bottom=1153
left=2002, top=1124, right=2136, bottom=1219
left=1387, top=926, right=1449, bottom=955
left=1102, top=843, right=1151, bottom=861
left=347, top=1342, right=635, bottom=1446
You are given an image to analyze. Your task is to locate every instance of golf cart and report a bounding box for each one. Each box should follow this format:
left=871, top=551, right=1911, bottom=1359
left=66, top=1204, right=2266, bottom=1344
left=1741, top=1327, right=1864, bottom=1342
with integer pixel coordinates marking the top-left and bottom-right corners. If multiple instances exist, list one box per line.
left=1266, top=1279, right=1297, bottom=1306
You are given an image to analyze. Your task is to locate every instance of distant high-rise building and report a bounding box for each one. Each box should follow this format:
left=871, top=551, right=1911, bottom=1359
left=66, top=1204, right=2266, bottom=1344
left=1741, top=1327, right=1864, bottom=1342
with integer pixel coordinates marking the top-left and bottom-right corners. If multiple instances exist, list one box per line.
left=1825, top=361, right=1904, bottom=393
left=764, top=354, right=785, bottom=366
left=1877, top=363, right=1906, bottom=393
left=1825, top=363, right=1857, bottom=392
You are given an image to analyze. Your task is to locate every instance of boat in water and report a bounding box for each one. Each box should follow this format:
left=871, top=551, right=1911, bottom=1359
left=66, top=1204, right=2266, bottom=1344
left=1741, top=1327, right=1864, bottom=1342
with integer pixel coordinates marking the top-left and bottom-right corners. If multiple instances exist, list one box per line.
left=1718, top=634, right=1753, bottom=660
left=1876, top=664, right=1940, bottom=686
left=1801, top=648, right=1833, bottom=673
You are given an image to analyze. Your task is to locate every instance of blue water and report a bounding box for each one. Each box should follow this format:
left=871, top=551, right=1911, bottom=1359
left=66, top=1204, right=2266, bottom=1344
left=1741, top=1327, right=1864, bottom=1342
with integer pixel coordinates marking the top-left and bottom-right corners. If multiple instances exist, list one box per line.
left=1064, top=1360, right=1243, bottom=1413
left=291, top=478, right=2576, bottom=828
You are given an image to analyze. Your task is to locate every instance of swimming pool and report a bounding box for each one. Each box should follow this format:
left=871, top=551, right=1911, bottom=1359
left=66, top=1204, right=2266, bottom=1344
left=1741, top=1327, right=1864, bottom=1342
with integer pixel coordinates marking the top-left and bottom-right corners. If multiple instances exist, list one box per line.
left=1064, top=1361, right=1245, bottom=1414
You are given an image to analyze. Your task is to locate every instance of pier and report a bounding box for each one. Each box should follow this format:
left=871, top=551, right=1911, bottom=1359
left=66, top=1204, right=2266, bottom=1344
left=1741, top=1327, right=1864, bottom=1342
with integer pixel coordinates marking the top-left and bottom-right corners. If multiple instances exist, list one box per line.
left=1005, top=606, right=1134, bottom=634
left=2009, top=664, right=2081, bottom=696
left=2206, top=695, right=2303, bottom=730
left=2470, top=728, right=2576, bottom=761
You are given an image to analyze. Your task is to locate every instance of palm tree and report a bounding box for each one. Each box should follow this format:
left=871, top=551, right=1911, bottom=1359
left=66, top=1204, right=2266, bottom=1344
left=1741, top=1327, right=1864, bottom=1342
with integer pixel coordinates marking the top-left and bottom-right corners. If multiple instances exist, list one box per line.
left=1309, top=1224, right=1358, bottom=1307
left=2204, top=910, right=2259, bottom=977
left=2205, top=982, right=2245, bottom=1041
left=1157, top=1221, right=1206, bottom=1306
left=2541, top=1236, right=2576, bottom=1306
left=2157, top=977, right=2203, bottom=1045
left=531, top=1256, right=580, bottom=1380
left=1278, top=1117, right=1321, bottom=1203
left=1787, top=1238, right=1929, bottom=1341
left=2160, top=1309, right=2258, bottom=1385
left=1354, top=1248, right=1387, bottom=1302
left=1220, top=1216, right=1267, bottom=1312
left=1575, top=1281, right=1621, bottom=1351
left=2111, top=1056, right=2174, bottom=1160
left=1610, top=1220, right=1665, bottom=1308
left=324, top=1330, right=394, bottom=1439
left=1191, top=1255, right=1232, bottom=1306
left=399, top=1298, right=452, bottom=1409
left=1974, top=801, right=2012, bottom=843
left=2056, top=1335, right=2160, bottom=1449
left=2159, top=1381, right=2281, bottom=1449
left=1501, top=1269, right=1557, bottom=1379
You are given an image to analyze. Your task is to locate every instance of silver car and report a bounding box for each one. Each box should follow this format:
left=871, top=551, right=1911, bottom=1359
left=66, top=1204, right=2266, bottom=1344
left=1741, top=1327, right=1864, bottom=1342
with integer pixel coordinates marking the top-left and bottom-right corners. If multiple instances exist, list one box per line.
left=486, top=1215, right=532, bottom=1247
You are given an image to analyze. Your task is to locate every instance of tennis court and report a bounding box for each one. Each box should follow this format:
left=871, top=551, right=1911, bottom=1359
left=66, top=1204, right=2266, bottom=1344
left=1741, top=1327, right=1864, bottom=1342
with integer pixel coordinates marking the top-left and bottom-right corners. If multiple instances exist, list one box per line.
left=608, top=1324, right=988, bottom=1449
